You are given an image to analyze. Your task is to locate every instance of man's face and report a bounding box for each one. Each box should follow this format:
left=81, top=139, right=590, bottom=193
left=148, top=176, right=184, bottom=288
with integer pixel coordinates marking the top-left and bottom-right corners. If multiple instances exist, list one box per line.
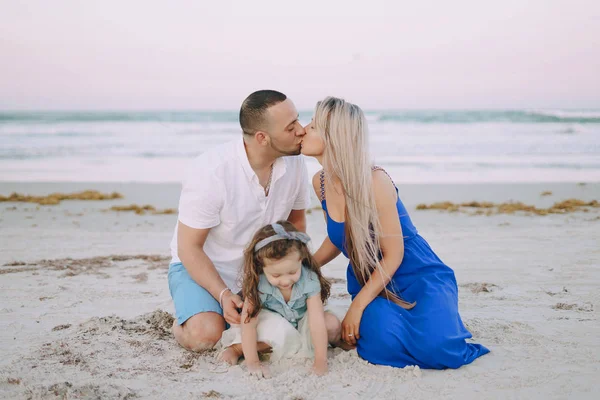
left=263, top=99, right=306, bottom=156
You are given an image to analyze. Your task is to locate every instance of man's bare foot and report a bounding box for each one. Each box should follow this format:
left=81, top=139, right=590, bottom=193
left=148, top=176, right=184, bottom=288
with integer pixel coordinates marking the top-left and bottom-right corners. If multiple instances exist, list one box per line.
left=219, top=344, right=243, bottom=365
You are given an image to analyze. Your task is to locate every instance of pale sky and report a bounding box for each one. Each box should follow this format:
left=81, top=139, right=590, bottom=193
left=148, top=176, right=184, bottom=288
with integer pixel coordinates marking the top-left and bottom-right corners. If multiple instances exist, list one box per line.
left=1, top=0, right=599, bottom=110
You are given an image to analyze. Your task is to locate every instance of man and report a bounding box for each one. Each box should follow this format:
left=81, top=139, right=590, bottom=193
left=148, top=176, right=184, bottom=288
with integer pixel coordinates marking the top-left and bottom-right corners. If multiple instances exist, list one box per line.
left=168, top=90, right=310, bottom=351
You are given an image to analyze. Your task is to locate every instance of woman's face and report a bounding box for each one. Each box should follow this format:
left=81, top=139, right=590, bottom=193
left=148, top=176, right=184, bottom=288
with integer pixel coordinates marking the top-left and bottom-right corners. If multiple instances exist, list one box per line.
left=300, top=118, right=326, bottom=157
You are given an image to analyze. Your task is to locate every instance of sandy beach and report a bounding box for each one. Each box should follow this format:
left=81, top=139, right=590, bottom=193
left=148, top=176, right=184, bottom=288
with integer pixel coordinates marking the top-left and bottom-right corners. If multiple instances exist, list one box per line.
left=0, top=181, right=599, bottom=399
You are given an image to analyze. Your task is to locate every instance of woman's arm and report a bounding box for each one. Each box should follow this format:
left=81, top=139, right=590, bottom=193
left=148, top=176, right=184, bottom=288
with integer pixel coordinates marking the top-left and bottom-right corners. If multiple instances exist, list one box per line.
left=311, top=171, right=342, bottom=267
left=313, top=237, right=341, bottom=267
left=306, top=294, right=328, bottom=375
left=342, top=170, right=405, bottom=345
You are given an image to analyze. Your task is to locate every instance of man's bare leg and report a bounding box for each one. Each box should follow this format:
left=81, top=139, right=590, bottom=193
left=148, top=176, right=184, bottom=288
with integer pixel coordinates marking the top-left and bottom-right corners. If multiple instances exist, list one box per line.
left=172, top=312, right=225, bottom=352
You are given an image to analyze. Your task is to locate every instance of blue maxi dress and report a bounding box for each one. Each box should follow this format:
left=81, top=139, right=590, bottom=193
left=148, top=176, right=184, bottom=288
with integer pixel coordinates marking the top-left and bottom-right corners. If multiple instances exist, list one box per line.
left=320, top=170, right=489, bottom=369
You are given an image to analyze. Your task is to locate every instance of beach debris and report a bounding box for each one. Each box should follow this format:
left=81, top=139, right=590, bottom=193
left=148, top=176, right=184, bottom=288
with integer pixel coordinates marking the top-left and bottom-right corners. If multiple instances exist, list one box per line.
left=6, top=378, right=21, bottom=385
left=552, top=302, right=593, bottom=312
left=540, top=191, right=553, bottom=196
left=306, top=205, right=323, bottom=215
left=460, top=282, right=500, bottom=294
left=4, top=261, right=27, bottom=266
left=326, top=277, right=347, bottom=285
left=416, top=199, right=599, bottom=216
left=544, top=287, right=568, bottom=296
left=52, top=324, right=72, bottom=331
left=202, top=390, right=223, bottom=398
left=131, top=272, right=148, bottom=283
left=0, top=190, right=123, bottom=205
left=331, top=293, right=351, bottom=299
left=1, top=254, right=170, bottom=276
left=109, top=204, right=177, bottom=215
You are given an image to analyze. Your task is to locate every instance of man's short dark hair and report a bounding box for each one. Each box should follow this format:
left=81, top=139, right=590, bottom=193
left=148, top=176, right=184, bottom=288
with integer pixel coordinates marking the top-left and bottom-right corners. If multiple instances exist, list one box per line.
left=239, top=90, right=287, bottom=135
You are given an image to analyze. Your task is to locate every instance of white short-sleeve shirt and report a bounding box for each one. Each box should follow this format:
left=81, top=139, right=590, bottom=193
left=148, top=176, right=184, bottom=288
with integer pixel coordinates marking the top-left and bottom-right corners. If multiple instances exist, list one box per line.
left=170, top=139, right=311, bottom=292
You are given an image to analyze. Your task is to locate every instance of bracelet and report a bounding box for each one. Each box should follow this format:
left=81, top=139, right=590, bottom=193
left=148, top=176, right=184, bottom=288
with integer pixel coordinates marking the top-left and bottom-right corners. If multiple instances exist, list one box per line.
left=218, top=287, right=231, bottom=308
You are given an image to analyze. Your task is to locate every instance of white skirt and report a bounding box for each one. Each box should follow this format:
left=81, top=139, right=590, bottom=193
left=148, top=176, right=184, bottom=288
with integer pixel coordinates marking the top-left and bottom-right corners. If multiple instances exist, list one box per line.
left=217, top=309, right=314, bottom=362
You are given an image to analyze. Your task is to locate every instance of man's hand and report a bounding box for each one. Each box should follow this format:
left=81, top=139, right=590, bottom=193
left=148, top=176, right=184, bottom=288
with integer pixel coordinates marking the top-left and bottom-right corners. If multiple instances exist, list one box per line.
left=222, top=291, right=243, bottom=325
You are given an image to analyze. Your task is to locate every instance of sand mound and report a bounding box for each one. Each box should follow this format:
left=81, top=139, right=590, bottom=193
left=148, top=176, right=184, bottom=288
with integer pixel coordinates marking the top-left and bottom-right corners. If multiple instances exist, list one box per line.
left=79, top=310, right=174, bottom=340
left=22, top=381, right=137, bottom=399
left=2, top=309, right=428, bottom=399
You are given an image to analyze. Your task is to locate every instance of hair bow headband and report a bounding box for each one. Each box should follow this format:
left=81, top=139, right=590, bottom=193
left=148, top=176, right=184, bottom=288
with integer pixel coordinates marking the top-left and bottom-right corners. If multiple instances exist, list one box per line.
left=254, top=223, right=310, bottom=252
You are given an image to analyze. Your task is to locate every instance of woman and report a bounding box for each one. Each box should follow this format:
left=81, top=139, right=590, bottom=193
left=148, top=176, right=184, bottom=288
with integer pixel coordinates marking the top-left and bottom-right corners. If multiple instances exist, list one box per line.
left=300, top=97, right=489, bottom=369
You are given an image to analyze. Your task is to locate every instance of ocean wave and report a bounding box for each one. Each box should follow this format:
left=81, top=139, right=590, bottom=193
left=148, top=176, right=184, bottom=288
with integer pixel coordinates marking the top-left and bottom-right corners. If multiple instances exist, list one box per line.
left=0, top=131, right=108, bottom=138
left=526, top=109, right=600, bottom=120
left=380, top=160, right=600, bottom=170
left=137, top=151, right=200, bottom=158
left=0, top=111, right=240, bottom=124
left=2, top=110, right=600, bottom=125
left=377, top=110, right=600, bottom=124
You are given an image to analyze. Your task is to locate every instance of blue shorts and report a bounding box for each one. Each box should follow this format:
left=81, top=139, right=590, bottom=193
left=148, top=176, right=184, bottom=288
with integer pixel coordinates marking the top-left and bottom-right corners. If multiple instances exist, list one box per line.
left=168, top=262, right=223, bottom=325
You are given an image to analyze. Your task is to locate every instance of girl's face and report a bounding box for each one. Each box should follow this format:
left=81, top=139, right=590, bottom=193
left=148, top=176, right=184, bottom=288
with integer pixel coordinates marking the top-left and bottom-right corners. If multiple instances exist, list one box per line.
left=262, top=249, right=302, bottom=290
left=300, top=118, right=326, bottom=157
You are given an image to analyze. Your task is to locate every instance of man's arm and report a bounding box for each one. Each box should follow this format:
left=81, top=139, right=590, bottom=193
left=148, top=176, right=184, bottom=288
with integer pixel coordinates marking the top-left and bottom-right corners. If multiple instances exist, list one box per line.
left=177, top=221, right=242, bottom=324
left=287, top=157, right=310, bottom=233
left=287, top=209, right=307, bottom=233
left=177, top=222, right=227, bottom=300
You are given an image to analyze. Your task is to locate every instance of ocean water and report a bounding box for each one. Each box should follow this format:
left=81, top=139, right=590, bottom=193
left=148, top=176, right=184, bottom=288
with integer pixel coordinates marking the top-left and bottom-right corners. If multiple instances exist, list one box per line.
left=1, top=110, right=599, bottom=184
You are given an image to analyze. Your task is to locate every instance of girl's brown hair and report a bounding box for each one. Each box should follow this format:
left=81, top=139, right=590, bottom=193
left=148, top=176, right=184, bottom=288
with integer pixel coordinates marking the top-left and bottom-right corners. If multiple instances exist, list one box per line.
left=241, top=220, right=331, bottom=320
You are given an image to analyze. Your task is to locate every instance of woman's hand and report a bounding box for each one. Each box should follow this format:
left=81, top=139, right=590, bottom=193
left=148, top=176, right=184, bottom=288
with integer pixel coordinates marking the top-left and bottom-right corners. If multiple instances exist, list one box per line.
left=341, top=302, right=364, bottom=346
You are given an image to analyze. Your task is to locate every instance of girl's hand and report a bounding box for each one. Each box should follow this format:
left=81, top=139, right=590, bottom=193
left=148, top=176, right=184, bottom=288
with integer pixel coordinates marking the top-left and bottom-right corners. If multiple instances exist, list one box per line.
left=341, top=302, right=364, bottom=346
left=311, top=359, right=328, bottom=376
left=247, top=361, right=271, bottom=379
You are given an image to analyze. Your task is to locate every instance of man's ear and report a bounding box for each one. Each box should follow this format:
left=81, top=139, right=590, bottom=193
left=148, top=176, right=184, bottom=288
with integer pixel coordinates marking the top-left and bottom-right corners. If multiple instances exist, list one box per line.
left=255, top=131, right=269, bottom=146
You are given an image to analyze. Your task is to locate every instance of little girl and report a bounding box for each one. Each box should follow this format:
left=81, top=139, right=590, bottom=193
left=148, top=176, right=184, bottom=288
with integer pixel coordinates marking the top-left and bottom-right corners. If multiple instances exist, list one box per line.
left=218, top=221, right=340, bottom=378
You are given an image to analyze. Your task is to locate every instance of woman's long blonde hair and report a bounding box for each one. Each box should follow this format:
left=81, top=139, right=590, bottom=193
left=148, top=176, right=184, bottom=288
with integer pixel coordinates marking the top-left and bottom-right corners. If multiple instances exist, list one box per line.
left=314, top=97, right=415, bottom=309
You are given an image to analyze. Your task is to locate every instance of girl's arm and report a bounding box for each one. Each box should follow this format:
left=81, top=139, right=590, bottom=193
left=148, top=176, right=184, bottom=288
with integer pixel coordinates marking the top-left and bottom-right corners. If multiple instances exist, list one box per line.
left=306, top=294, right=328, bottom=375
left=240, top=300, right=260, bottom=367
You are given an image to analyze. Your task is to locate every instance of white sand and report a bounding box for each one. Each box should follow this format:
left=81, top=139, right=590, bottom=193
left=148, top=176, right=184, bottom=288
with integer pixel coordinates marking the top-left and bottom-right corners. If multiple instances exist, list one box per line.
left=0, top=181, right=599, bottom=399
